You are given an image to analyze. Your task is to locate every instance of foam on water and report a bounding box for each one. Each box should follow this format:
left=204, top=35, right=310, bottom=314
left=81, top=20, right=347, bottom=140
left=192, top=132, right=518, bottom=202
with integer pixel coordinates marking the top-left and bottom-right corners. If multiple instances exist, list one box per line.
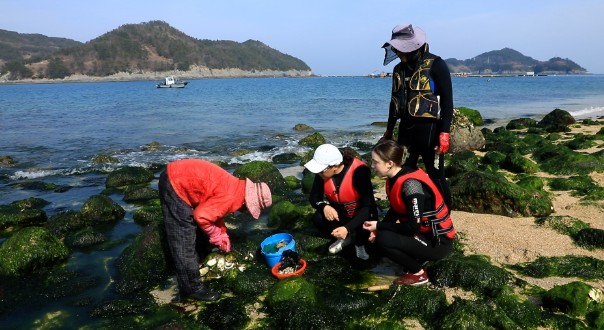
left=569, top=106, right=604, bottom=119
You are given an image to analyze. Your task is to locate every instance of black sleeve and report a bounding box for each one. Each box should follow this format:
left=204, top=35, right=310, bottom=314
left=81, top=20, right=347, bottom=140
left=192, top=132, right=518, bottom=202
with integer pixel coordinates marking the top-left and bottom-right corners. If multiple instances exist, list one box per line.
left=385, top=65, right=401, bottom=136
left=344, top=165, right=374, bottom=231
left=377, top=179, right=425, bottom=235
left=431, top=57, right=454, bottom=133
left=308, top=174, right=328, bottom=212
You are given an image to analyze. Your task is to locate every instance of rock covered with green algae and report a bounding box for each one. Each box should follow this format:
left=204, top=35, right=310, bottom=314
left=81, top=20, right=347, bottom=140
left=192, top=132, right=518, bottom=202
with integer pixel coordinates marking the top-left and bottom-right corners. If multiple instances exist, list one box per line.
left=450, top=170, right=553, bottom=217
left=510, top=255, right=604, bottom=281
left=0, top=226, right=69, bottom=277
left=535, top=215, right=604, bottom=250
left=80, top=194, right=125, bottom=224
left=233, top=160, right=290, bottom=196
left=542, top=281, right=600, bottom=318
left=430, top=254, right=514, bottom=294
left=105, top=166, right=155, bottom=188
left=267, top=200, right=313, bottom=230
left=0, top=197, right=49, bottom=231
left=122, top=185, right=159, bottom=203
left=114, top=222, right=171, bottom=295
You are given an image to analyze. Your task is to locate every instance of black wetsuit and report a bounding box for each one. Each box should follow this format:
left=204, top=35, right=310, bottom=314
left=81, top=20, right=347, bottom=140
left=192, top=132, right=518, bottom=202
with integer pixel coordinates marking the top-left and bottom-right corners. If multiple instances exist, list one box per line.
left=375, top=167, right=454, bottom=273
left=385, top=53, right=453, bottom=207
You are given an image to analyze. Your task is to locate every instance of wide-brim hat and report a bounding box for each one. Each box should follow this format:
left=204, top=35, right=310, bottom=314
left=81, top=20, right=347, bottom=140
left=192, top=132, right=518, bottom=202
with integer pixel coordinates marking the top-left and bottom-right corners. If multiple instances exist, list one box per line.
left=304, top=144, right=343, bottom=173
left=245, top=178, right=272, bottom=219
left=382, top=24, right=426, bottom=66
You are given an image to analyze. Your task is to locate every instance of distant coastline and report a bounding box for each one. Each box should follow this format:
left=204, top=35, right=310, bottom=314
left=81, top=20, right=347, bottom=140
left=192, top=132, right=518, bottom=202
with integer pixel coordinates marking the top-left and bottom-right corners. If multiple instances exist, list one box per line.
left=0, top=66, right=314, bottom=84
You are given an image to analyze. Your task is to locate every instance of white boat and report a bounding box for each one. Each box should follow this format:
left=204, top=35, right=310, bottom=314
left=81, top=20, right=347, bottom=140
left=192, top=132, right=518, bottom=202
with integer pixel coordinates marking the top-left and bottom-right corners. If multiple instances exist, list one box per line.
left=156, top=76, right=188, bottom=88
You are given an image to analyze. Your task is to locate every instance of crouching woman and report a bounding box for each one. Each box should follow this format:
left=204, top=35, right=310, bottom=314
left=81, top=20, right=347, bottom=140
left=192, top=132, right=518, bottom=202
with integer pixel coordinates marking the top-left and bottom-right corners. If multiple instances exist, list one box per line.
left=363, top=140, right=455, bottom=285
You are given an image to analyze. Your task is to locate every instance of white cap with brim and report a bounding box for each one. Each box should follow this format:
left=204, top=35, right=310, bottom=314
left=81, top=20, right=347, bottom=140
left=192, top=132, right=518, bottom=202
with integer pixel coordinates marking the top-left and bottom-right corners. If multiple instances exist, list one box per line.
left=382, top=24, right=426, bottom=66
left=304, top=144, right=343, bottom=174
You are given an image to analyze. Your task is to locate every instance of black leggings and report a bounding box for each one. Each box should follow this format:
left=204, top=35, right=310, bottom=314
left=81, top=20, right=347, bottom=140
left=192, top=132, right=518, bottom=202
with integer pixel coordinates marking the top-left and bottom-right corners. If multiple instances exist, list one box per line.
left=374, top=230, right=453, bottom=273
left=311, top=211, right=369, bottom=246
left=398, top=120, right=452, bottom=207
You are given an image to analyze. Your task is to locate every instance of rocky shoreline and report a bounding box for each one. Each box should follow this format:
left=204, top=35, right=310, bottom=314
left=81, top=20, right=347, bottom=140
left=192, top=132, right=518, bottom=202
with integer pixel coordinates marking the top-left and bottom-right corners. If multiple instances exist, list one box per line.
left=0, top=65, right=314, bottom=84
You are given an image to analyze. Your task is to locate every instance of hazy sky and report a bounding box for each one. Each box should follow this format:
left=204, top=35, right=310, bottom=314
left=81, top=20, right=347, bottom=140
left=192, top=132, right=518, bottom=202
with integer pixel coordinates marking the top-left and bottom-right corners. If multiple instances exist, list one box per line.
left=3, top=0, right=603, bottom=75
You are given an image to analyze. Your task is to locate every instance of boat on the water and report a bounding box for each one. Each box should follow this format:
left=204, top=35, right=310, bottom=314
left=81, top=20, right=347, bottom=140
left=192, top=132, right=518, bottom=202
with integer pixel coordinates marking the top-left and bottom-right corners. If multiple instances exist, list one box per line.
left=156, top=76, right=188, bottom=88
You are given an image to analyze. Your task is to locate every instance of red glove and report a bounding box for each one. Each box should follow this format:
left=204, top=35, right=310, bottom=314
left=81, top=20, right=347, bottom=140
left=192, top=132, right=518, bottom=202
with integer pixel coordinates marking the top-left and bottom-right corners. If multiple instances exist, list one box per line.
left=438, top=132, right=450, bottom=154
left=209, top=232, right=231, bottom=252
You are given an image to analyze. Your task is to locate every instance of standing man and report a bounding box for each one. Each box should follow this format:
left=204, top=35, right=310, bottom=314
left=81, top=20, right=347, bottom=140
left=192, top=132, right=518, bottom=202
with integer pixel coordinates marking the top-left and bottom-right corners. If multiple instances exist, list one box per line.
left=380, top=23, right=453, bottom=208
left=159, top=159, right=272, bottom=302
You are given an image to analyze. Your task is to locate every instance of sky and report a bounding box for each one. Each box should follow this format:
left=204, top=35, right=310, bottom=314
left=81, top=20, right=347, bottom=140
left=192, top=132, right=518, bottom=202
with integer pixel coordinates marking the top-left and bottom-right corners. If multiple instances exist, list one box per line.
left=3, top=0, right=604, bottom=76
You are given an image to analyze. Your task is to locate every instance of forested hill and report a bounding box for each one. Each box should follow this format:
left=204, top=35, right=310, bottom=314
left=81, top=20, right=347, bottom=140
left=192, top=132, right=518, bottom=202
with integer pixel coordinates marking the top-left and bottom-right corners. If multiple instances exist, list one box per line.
left=0, top=29, right=82, bottom=62
left=445, top=47, right=586, bottom=75
left=0, top=21, right=312, bottom=80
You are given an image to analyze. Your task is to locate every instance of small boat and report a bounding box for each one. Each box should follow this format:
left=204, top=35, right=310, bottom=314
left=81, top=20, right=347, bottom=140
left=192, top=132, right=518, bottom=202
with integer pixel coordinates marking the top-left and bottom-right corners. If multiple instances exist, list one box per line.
left=156, top=76, right=188, bottom=88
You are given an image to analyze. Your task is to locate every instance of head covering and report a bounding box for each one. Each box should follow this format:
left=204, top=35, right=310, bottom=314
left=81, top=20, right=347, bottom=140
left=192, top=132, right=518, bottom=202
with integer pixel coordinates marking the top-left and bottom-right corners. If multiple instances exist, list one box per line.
left=244, top=178, right=272, bottom=219
left=382, top=24, right=426, bottom=66
left=304, top=144, right=343, bottom=174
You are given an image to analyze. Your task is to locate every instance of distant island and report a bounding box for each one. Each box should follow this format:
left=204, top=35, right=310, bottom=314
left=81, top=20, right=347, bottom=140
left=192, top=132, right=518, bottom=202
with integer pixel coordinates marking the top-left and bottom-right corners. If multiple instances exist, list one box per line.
left=0, top=21, right=313, bottom=82
left=0, top=20, right=588, bottom=83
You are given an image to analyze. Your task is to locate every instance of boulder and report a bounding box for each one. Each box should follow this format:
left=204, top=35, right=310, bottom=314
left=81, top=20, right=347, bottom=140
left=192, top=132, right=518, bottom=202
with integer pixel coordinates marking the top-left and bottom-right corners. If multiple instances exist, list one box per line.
left=450, top=170, right=553, bottom=217
left=233, top=160, right=289, bottom=196
left=80, top=195, right=125, bottom=224
left=449, top=108, right=485, bottom=153
left=105, top=166, right=154, bottom=188
left=0, top=227, right=69, bottom=277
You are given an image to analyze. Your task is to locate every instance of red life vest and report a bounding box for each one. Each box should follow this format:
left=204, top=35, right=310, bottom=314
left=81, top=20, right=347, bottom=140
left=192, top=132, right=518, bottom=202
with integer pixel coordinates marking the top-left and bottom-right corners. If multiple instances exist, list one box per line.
left=386, top=168, right=455, bottom=239
left=323, top=158, right=367, bottom=218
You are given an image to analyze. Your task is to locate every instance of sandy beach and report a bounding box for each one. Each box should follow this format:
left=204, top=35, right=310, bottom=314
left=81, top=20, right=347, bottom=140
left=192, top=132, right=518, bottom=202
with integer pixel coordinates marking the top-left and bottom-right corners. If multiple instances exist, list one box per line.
left=452, top=123, right=604, bottom=292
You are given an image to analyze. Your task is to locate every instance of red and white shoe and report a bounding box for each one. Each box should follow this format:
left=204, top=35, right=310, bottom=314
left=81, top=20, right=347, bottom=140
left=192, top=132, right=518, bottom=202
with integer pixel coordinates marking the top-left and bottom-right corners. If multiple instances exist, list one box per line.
left=393, top=271, right=429, bottom=286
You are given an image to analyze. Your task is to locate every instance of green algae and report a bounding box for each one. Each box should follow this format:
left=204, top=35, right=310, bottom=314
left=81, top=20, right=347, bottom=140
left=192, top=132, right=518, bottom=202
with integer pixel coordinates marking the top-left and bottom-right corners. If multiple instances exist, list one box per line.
left=430, top=254, right=514, bottom=294
left=574, top=228, right=604, bottom=250
left=510, top=255, right=604, bottom=281
left=198, top=297, right=249, bottom=329
left=535, top=215, right=591, bottom=237
left=435, top=297, right=521, bottom=330
left=0, top=227, right=69, bottom=277
left=377, top=285, right=447, bottom=326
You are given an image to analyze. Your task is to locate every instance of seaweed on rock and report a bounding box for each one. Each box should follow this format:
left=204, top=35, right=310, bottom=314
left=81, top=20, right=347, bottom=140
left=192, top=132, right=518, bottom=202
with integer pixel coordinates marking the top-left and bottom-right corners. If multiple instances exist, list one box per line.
left=429, top=254, right=514, bottom=295
left=510, top=255, right=604, bottom=281
left=197, top=297, right=249, bottom=330
left=434, top=297, right=522, bottom=330
left=376, top=285, right=448, bottom=326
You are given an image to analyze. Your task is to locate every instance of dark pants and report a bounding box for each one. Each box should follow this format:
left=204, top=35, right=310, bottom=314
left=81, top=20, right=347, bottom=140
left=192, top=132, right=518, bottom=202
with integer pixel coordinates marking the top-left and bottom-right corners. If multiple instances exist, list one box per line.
left=159, top=171, right=210, bottom=296
left=311, top=211, right=369, bottom=246
left=374, top=231, right=453, bottom=273
left=399, top=120, right=452, bottom=208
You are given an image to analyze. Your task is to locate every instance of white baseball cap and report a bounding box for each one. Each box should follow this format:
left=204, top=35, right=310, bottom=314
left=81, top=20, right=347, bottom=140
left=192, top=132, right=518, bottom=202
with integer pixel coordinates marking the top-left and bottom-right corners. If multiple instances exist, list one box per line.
left=304, top=144, right=343, bottom=173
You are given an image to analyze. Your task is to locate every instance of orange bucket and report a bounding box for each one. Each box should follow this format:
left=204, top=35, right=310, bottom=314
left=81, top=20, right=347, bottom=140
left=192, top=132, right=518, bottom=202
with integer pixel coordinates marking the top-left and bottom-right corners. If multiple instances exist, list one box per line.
left=271, top=259, right=307, bottom=280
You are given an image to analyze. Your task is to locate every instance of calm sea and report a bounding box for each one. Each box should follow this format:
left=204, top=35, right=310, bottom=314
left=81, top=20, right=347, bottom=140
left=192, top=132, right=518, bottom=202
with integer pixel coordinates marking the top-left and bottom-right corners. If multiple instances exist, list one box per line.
left=0, top=74, right=603, bottom=327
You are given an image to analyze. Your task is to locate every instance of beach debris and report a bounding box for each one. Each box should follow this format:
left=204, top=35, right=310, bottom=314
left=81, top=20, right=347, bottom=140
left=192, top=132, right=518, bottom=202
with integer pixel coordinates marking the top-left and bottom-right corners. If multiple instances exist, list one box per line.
left=589, top=288, right=603, bottom=303
left=199, top=251, right=247, bottom=278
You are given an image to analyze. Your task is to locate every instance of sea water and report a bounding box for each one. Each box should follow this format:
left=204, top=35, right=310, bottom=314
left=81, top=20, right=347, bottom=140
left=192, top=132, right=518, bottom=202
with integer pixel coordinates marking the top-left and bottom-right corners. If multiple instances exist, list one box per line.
left=0, top=74, right=603, bottom=327
left=1, top=75, right=604, bottom=186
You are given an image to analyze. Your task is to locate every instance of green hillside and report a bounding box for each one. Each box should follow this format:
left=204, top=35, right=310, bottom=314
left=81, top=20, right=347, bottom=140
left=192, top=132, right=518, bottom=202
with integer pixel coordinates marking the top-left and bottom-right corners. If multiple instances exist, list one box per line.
left=445, top=47, right=586, bottom=75
left=0, top=21, right=311, bottom=80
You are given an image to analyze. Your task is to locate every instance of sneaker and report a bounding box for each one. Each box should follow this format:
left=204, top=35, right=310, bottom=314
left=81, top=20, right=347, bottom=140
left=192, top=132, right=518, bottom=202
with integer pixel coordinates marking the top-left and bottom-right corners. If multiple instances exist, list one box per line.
left=355, top=245, right=370, bottom=260
left=328, top=236, right=352, bottom=254
left=393, top=271, right=429, bottom=286
left=182, top=287, right=221, bottom=302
